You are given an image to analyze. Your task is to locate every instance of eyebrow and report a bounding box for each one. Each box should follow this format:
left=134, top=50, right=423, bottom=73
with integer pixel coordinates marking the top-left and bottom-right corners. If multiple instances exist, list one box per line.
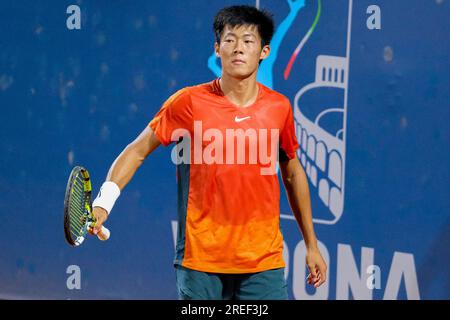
left=223, top=32, right=256, bottom=38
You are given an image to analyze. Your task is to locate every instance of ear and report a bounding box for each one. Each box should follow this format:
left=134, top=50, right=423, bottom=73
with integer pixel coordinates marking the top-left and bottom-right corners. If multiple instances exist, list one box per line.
left=259, top=45, right=271, bottom=61
left=214, top=42, right=220, bottom=58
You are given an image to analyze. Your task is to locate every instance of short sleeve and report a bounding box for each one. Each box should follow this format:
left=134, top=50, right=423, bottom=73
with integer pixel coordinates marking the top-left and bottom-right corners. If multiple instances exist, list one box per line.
left=149, top=88, right=193, bottom=146
left=279, top=103, right=299, bottom=161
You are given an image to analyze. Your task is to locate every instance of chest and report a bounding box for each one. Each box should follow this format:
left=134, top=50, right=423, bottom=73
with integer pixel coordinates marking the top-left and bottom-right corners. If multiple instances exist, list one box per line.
left=191, top=98, right=287, bottom=133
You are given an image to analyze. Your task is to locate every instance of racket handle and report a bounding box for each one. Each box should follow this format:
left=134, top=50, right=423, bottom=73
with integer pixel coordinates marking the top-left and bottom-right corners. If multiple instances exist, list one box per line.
left=97, top=226, right=110, bottom=241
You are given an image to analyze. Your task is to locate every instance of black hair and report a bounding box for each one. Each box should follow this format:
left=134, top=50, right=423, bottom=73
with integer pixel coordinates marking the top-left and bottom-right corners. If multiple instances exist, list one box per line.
left=213, top=5, right=274, bottom=48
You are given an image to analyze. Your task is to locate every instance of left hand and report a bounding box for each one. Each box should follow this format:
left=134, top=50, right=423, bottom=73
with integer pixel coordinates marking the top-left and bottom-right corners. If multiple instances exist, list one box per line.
left=306, top=247, right=327, bottom=288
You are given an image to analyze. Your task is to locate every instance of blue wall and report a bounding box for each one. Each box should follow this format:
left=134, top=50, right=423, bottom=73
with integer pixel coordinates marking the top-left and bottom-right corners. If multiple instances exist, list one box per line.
left=0, top=0, right=448, bottom=299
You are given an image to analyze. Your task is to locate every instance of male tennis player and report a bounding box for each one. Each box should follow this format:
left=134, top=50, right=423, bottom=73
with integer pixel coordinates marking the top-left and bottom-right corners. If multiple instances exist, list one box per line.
left=90, top=5, right=327, bottom=300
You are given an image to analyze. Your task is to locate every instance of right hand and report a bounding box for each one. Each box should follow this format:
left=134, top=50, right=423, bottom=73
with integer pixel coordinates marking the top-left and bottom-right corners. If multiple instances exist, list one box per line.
left=88, top=206, right=108, bottom=236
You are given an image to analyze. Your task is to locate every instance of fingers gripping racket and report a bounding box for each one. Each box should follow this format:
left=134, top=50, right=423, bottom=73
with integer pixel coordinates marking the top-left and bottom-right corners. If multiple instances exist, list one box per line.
left=64, top=166, right=110, bottom=247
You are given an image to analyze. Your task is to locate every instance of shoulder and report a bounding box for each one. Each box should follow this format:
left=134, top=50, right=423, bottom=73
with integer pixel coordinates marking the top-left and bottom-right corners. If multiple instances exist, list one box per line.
left=259, top=83, right=291, bottom=105
left=259, top=83, right=292, bottom=114
left=189, top=79, right=221, bottom=97
left=161, top=86, right=195, bottom=112
left=167, top=79, right=218, bottom=102
left=166, top=86, right=191, bottom=102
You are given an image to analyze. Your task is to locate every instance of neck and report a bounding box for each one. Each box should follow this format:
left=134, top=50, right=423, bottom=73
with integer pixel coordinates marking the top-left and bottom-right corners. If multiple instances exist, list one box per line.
left=219, top=73, right=259, bottom=108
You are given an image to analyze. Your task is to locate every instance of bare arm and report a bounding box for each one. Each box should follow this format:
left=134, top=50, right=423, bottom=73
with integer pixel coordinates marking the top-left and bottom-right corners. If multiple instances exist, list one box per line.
left=280, top=155, right=327, bottom=288
left=90, top=126, right=161, bottom=233
left=105, top=126, right=161, bottom=190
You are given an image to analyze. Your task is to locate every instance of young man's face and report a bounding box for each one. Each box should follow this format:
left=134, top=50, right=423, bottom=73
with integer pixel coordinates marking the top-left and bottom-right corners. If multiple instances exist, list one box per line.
left=215, top=24, right=270, bottom=80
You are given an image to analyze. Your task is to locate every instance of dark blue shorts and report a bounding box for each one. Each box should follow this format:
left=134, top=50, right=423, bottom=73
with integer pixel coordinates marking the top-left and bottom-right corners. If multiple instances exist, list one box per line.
left=175, top=265, right=288, bottom=300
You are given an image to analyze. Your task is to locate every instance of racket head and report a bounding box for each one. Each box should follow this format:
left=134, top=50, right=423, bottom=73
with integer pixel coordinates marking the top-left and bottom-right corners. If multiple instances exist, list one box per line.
left=63, top=166, right=93, bottom=247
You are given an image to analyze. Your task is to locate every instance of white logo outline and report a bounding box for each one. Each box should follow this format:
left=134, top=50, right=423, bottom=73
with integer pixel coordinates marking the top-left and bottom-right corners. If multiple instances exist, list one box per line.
left=234, top=116, right=251, bottom=123
left=281, top=0, right=353, bottom=225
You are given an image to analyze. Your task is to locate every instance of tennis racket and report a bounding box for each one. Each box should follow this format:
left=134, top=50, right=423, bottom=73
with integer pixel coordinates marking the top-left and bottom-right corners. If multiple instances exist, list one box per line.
left=64, top=166, right=110, bottom=247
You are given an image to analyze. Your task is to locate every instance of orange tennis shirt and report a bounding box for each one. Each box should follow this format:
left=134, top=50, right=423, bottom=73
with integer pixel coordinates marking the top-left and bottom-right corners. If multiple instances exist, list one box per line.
left=149, top=78, right=299, bottom=273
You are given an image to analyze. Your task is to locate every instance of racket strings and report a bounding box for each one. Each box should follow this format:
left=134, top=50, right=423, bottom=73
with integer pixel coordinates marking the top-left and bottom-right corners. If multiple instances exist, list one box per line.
left=68, top=174, right=90, bottom=238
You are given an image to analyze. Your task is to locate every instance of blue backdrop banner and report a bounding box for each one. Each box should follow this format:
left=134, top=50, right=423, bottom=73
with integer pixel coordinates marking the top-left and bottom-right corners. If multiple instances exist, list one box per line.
left=0, top=0, right=448, bottom=299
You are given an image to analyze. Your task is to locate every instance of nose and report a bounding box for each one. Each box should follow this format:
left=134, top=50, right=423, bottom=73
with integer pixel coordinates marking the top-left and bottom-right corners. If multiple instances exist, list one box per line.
left=233, top=39, right=244, bottom=54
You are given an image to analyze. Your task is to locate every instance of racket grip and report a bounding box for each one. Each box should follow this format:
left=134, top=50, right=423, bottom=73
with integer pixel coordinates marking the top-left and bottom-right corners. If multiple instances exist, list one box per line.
left=97, top=226, right=110, bottom=241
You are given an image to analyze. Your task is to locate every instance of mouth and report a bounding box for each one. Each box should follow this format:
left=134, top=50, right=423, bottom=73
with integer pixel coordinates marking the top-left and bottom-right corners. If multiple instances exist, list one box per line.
left=232, top=59, right=246, bottom=65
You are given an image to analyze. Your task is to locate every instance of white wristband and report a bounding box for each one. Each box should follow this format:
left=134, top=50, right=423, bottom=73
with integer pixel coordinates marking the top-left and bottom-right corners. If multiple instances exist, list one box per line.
left=92, top=181, right=121, bottom=215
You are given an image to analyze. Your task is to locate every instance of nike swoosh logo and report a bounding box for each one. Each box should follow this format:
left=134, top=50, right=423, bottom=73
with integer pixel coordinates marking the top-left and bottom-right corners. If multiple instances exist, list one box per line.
left=234, top=116, right=251, bottom=123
